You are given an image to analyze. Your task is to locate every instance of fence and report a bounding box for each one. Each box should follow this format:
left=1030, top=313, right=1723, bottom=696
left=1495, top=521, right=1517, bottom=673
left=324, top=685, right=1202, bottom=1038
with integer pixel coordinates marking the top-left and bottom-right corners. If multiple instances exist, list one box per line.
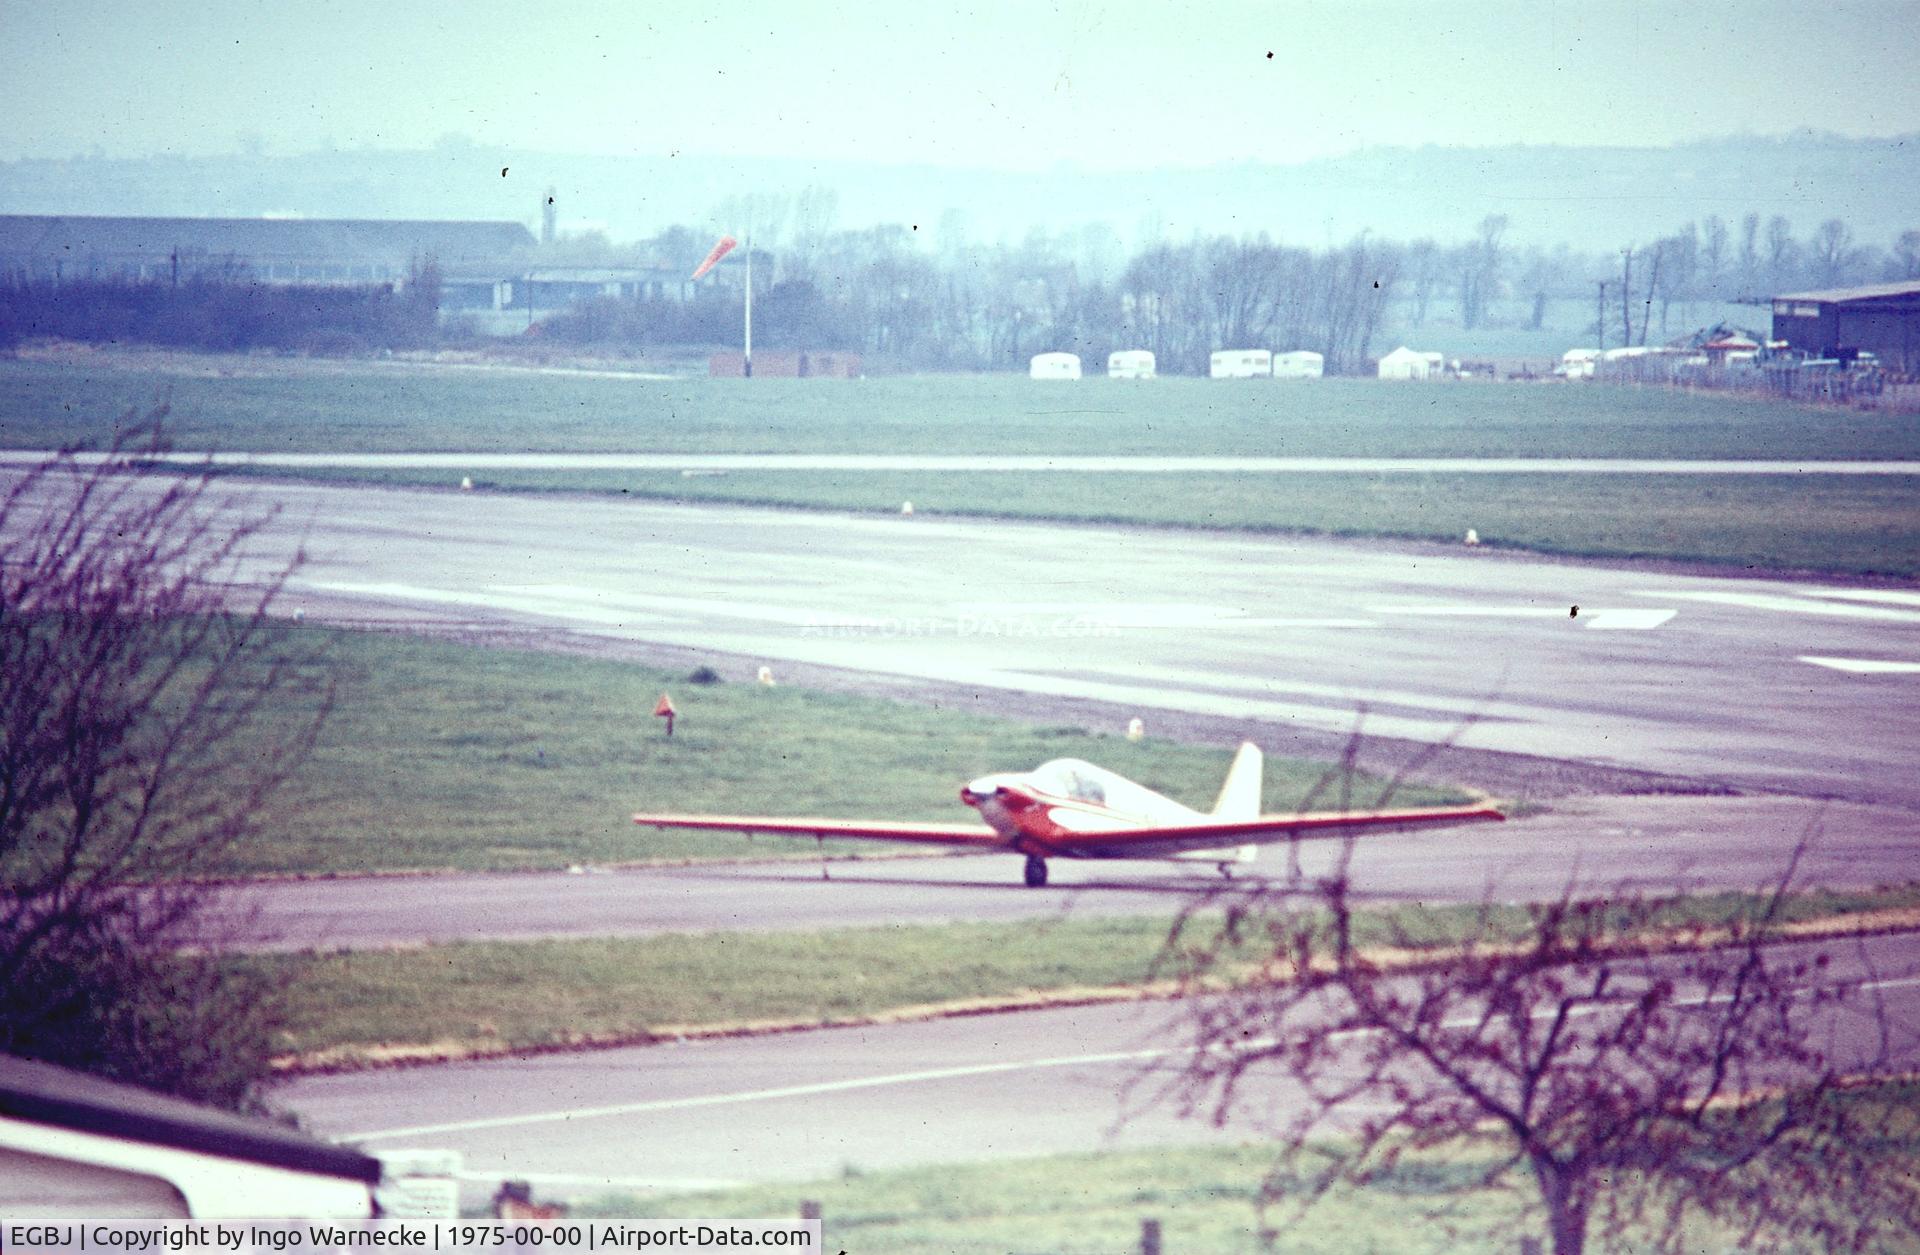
left=1593, top=352, right=1919, bottom=411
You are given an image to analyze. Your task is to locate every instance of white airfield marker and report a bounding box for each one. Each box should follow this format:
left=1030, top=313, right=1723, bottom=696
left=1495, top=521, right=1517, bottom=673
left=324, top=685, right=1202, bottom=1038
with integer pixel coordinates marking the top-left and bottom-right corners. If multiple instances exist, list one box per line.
left=1645, top=589, right=1920, bottom=622
left=1796, top=588, right=1920, bottom=608
left=1798, top=656, right=1920, bottom=675
left=1370, top=604, right=1677, bottom=630
left=1580, top=608, right=1679, bottom=630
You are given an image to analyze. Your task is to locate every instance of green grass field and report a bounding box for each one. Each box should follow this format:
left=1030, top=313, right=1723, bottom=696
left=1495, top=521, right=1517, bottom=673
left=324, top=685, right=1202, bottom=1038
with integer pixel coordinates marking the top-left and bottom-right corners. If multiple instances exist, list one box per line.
left=4, top=355, right=1914, bottom=460
left=581, top=1141, right=1531, bottom=1254
left=262, top=914, right=1190, bottom=1059
left=233, top=627, right=1465, bottom=877
left=7, top=354, right=1914, bottom=574
left=577, top=1081, right=1920, bottom=1253
left=261, top=884, right=1920, bottom=1062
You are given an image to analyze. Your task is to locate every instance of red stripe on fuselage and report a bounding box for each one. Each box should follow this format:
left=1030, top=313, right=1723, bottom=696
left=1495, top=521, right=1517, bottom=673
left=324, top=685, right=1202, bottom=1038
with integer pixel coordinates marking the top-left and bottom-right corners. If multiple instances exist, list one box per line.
left=971, top=785, right=1149, bottom=855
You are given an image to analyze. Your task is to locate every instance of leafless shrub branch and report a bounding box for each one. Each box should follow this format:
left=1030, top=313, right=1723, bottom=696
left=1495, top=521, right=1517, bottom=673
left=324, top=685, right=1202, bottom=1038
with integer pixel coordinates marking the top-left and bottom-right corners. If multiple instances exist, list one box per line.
left=0, top=409, right=331, bottom=1105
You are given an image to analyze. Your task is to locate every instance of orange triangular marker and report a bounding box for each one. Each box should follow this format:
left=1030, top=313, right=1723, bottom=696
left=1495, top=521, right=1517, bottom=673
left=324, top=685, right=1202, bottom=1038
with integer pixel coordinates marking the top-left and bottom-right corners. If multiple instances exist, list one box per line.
left=654, top=693, right=677, bottom=717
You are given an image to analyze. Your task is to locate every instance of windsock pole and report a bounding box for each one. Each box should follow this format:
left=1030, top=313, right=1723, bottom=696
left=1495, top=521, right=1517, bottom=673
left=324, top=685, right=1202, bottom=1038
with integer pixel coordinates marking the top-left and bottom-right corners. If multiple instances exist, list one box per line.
left=743, top=210, right=753, bottom=378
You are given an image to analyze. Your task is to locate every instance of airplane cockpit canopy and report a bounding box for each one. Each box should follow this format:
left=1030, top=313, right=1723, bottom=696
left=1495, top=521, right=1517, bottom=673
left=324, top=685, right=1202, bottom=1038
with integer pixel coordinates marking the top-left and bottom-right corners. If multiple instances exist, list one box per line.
left=1032, top=759, right=1108, bottom=804
left=1029, top=759, right=1188, bottom=820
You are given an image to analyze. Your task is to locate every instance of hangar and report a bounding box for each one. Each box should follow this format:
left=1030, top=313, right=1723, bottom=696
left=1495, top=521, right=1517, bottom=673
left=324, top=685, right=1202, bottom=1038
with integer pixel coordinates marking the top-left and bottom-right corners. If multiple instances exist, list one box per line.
left=0, top=214, right=533, bottom=287
left=1771, top=280, right=1920, bottom=373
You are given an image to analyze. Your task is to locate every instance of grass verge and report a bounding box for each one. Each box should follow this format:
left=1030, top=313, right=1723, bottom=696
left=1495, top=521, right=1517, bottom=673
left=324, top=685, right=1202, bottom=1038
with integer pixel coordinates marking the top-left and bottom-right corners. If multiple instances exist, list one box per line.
left=575, top=1081, right=1920, bottom=1253
left=583, top=1140, right=1529, bottom=1255
left=9, top=356, right=1917, bottom=575
left=239, top=627, right=1466, bottom=877
left=8, top=359, right=1914, bottom=461
left=257, top=883, right=1920, bottom=1070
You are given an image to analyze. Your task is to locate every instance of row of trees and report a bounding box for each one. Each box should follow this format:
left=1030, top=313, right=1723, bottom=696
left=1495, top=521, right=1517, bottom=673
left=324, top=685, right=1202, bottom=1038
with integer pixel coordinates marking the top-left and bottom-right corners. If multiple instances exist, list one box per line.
left=2, top=204, right=1912, bottom=366
left=544, top=205, right=1916, bottom=369
left=1603, top=215, right=1920, bottom=347
left=542, top=226, right=1401, bottom=373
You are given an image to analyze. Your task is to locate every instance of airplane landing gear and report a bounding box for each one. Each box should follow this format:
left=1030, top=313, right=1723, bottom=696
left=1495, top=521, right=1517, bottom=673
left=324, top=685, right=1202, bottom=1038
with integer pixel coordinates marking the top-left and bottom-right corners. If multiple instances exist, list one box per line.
left=1023, top=855, right=1049, bottom=888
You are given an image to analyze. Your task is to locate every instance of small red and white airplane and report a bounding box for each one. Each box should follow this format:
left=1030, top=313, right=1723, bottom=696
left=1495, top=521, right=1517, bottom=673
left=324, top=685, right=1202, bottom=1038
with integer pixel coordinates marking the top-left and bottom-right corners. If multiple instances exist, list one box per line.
left=633, top=742, right=1502, bottom=887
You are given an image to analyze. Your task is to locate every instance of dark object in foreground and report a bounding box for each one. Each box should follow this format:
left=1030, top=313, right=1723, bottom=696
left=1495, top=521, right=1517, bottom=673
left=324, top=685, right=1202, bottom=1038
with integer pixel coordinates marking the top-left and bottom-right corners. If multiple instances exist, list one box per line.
left=0, top=412, right=330, bottom=1108
left=1155, top=838, right=1918, bottom=1254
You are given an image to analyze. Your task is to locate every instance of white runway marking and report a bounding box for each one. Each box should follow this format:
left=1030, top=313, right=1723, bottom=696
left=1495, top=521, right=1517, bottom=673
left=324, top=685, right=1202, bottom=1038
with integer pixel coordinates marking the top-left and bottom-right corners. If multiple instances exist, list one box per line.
left=303, top=581, right=1380, bottom=635
left=1068, top=663, right=1531, bottom=722
left=1798, top=588, right=1920, bottom=608
left=346, top=975, right=1920, bottom=1144
left=1370, top=604, right=1676, bottom=630
left=348, top=1044, right=1183, bottom=1141
left=1580, top=608, right=1678, bottom=630
left=1799, top=656, right=1920, bottom=674
left=298, top=580, right=890, bottom=631
left=957, top=602, right=1375, bottom=630
left=1644, top=590, right=1920, bottom=622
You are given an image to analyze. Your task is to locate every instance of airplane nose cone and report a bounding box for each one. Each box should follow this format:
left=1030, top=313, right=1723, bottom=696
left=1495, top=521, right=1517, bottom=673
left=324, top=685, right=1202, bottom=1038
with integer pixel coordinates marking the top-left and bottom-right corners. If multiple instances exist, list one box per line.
left=961, top=778, right=1005, bottom=806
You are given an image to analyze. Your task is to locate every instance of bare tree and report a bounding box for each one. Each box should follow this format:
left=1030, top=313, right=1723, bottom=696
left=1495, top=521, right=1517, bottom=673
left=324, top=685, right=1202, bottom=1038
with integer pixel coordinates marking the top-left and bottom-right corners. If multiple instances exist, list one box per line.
left=1698, top=215, right=1728, bottom=302
left=1891, top=230, right=1920, bottom=281
left=1809, top=218, right=1856, bottom=288
left=1315, top=235, right=1399, bottom=375
left=0, top=413, right=330, bottom=1106
left=1121, top=244, right=1205, bottom=374
left=1737, top=212, right=1761, bottom=296
left=1157, top=848, right=1916, bottom=1253
left=1765, top=215, right=1799, bottom=290
left=1619, top=246, right=1636, bottom=348
left=1653, top=226, right=1696, bottom=340
left=1404, top=238, right=1441, bottom=326
left=1456, top=215, right=1510, bottom=332
left=1200, top=237, right=1290, bottom=353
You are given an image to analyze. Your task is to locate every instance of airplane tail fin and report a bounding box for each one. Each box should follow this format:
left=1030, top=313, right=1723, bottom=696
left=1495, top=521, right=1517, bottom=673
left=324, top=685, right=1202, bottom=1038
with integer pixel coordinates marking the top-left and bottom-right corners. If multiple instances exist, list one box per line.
left=1211, top=742, right=1263, bottom=820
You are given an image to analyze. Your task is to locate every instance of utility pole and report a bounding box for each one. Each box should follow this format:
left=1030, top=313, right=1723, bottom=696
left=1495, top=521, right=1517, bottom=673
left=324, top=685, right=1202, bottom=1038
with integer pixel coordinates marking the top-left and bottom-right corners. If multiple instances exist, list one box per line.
left=1596, top=281, right=1607, bottom=352
left=1620, top=247, right=1635, bottom=350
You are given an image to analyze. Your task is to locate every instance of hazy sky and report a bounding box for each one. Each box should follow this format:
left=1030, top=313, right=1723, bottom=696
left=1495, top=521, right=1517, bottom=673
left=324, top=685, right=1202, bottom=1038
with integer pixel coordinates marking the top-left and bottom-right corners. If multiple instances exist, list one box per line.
left=3, top=0, right=1916, bottom=168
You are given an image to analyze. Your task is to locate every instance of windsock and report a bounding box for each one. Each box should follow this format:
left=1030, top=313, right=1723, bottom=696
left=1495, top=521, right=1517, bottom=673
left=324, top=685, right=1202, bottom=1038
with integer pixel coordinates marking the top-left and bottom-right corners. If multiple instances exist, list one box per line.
left=691, top=235, right=738, bottom=281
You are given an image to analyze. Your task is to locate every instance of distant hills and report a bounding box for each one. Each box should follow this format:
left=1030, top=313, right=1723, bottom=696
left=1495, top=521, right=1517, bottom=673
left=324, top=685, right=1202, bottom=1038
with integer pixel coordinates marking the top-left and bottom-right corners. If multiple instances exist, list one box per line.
left=0, top=132, right=1912, bottom=255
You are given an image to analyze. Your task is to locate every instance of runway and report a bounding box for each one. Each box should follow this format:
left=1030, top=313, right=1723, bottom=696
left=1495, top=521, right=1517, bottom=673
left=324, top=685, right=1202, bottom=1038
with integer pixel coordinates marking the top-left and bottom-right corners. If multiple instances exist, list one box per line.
left=12, top=450, right=1920, bottom=474
left=10, top=470, right=1915, bottom=807
left=220, top=479, right=1920, bottom=810
left=209, top=794, right=1915, bottom=952
left=279, top=932, right=1920, bottom=1200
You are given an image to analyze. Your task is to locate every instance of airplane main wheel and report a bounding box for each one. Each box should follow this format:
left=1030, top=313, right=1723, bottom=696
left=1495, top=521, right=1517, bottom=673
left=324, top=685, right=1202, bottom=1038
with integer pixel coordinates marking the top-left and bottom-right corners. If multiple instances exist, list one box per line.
left=1023, top=855, right=1049, bottom=888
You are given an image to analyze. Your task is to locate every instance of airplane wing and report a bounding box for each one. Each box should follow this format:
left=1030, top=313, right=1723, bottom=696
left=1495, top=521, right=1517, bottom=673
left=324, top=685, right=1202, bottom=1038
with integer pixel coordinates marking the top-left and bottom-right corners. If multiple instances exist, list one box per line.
left=1043, top=803, right=1505, bottom=858
left=633, top=813, right=1007, bottom=847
